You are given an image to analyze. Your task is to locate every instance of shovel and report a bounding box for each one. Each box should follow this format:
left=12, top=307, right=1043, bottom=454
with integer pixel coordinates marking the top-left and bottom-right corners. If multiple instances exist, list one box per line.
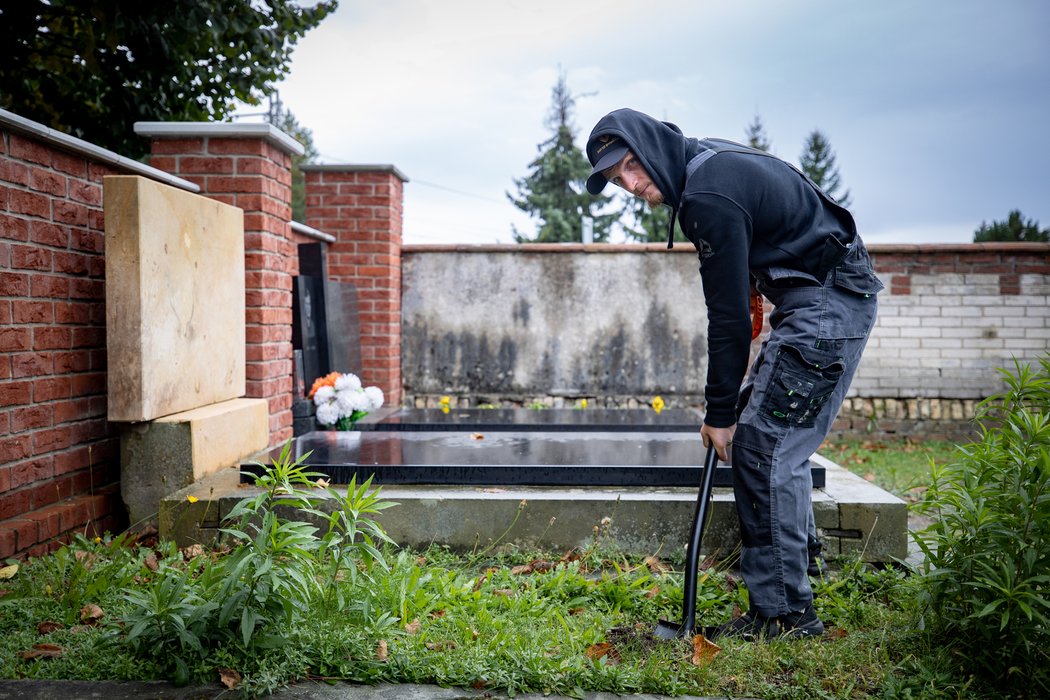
left=654, top=443, right=720, bottom=639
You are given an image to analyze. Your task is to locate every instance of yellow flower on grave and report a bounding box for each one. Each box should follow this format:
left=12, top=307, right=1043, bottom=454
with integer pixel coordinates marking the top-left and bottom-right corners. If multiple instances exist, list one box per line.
left=442, top=405, right=450, bottom=414
left=579, top=399, right=588, bottom=409
left=186, top=495, right=199, bottom=504
left=652, top=396, right=665, bottom=414
left=439, top=395, right=451, bottom=406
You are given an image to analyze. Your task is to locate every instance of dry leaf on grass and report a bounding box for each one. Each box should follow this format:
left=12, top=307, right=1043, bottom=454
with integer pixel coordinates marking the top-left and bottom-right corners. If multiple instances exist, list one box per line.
left=36, top=621, right=64, bottom=635
left=826, top=627, right=849, bottom=639
left=376, top=639, right=389, bottom=661
left=17, top=643, right=63, bottom=660
left=425, top=641, right=457, bottom=651
left=690, top=634, right=721, bottom=666
left=217, top=667, right=242, bottom=690
left=0, top=564, right=19, bottom=580
left=181, top=544, right=205, bottom=559
left=645, top=586, right=660, bottom=599
left=143, top=553, right=159, bottom=572
left=643, top=556, right=669, bottom=573
left=79, top=604, right=104, bottom=624
left=584, top=642, right=622, bottom=665
left=404, top=618, right=421, bottom=634
left=491, top=588, right=514, bottom=597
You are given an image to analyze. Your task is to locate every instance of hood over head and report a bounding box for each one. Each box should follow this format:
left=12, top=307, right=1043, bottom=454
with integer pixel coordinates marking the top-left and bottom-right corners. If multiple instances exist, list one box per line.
left=585, top=108, right=699, bottom=247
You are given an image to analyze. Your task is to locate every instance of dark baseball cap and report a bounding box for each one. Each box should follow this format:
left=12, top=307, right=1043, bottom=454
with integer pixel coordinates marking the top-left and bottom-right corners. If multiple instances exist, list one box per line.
left=586, top=135, right=629, bottom=194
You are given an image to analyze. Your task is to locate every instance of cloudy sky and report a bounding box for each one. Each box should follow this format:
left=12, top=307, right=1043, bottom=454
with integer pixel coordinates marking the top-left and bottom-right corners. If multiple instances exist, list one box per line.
left=257, top=0, right=1050, bottom=245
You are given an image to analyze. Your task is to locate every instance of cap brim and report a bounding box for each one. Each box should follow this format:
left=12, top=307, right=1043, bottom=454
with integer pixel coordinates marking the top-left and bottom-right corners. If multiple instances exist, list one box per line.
left=585, top=144, right=628, bottom=194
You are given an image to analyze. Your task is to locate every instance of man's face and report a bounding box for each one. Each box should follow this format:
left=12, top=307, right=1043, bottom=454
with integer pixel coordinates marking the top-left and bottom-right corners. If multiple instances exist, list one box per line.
left=602, top=150, right=664, bottom=206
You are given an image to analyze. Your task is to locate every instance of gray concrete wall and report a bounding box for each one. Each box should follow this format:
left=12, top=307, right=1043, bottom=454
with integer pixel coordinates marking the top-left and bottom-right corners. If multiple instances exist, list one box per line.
left=402, top=244, right=709, bottom=406
left=401, top=243, right=1050, bottom=438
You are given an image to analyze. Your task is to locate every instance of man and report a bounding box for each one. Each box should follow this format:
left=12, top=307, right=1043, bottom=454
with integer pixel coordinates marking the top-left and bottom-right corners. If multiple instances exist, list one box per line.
left=586, top=108, right=882, bottom=640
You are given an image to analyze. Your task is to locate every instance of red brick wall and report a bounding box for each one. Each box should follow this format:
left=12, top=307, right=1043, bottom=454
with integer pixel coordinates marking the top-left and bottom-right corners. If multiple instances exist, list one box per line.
left=144, top=133, right=298, bottom=444
left=303, top=166, right=405, bottom=405
left=1, top=126, right=124, bottom=558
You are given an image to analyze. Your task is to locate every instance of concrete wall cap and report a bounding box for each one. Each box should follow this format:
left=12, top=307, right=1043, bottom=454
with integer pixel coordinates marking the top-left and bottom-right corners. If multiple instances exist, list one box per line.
left=133, top=120, right=306, bottom=157
left=300, top=163, right=409, bottom=182
left=0, top=107, right=200, bottom=193
left=291, top=220, right=336, bottom=243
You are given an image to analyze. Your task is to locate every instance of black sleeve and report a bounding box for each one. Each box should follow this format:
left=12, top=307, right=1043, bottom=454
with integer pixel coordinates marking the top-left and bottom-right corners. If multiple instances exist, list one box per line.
left=679, top=193, right=754, bottom=427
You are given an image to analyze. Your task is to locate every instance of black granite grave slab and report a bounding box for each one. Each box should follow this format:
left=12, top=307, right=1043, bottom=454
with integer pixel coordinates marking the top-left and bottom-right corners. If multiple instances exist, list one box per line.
left=243, top=430, right=826, bottom=488
left=356, top=407, right=702, bottom=432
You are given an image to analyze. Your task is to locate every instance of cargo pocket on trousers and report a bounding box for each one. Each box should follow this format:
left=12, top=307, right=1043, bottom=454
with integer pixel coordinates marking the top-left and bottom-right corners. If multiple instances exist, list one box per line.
left=761, top=345, right=844, bottom=428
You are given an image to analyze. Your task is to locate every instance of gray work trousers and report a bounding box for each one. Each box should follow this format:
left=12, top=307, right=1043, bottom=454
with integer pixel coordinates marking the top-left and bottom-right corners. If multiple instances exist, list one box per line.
left=731, top=240, right=882, bottom=617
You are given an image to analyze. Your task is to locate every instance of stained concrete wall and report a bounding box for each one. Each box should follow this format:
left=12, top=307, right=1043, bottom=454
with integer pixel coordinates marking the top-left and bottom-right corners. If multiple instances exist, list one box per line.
left=401, top=245, right=709, bottom=405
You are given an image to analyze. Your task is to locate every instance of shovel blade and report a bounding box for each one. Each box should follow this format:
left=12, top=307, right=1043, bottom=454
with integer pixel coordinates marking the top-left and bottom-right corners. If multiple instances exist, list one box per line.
left=654, top=619, right=690, bottom=640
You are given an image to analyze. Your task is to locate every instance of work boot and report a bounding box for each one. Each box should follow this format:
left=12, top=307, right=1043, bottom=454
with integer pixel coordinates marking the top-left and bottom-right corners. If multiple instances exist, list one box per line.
left=709, top=604, right=825, bottom=641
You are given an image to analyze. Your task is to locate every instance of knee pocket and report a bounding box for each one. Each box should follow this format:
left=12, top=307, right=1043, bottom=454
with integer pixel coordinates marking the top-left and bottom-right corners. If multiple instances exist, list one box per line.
left=760, top=345, right=844, bottom=428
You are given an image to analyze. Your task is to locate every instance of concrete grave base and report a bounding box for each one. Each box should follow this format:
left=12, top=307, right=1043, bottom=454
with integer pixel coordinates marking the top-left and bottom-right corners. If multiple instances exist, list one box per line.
left=159, top=451, right=907, bottom=564
left=121, top=398, right=268, bottom=526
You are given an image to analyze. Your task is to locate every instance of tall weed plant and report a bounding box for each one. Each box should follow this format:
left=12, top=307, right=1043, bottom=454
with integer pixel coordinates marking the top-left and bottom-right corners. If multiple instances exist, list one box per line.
left=116, top=441, right=397, bottom=684
left=914, top=355, right=1050, bottom=697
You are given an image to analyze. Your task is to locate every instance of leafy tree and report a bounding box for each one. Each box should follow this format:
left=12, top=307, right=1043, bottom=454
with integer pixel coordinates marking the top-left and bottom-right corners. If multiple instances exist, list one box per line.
left=799, top=129, right=851, bottom=208
left=0, top=0, right=336, bottom=158
left=745, top=113, right=772, bottom=152
left=265, top=97, right=318, bottom=223
left=508, top=71, right=617, bottom=243
left=973, top=210, right=1049, bottom=243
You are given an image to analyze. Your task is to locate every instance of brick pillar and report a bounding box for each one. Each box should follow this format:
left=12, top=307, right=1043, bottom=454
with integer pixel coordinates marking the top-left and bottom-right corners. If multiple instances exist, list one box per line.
left=134, top=123, right=304, bottom=444
left=302, top=165, right=407, bottom=406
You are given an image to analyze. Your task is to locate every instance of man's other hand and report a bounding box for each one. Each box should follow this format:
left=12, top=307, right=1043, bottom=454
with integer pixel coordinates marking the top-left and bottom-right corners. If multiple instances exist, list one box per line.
left=700, top=423, right=736, bottom=462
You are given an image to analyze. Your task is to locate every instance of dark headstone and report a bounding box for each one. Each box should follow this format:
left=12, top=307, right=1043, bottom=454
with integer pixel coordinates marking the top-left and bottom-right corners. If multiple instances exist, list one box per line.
left=243, top=430, right=826, bottom=488
left=324, top=280, right=362, bottom=375
left=292, top=274, right=327, bottom=390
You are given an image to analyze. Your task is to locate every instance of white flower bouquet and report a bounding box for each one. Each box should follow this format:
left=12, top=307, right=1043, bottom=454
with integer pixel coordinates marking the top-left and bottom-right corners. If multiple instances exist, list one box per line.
left=307, top=371, right=384, bottom=430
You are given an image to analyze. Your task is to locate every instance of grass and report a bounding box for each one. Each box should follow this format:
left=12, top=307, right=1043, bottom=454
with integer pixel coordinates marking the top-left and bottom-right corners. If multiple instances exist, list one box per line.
left=820, top=436, right=960, bottom=502
left=0, top=438, right=983, bottom=699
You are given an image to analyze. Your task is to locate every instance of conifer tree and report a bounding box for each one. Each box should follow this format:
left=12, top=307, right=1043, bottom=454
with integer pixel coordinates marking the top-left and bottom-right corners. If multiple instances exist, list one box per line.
left=973, top=210, right=1049, bottom=242
left=799, top=130, right=852, bottom=208
left=508, top=72, right=616, bottom=243
left=745, top=114, right=772, bottom=152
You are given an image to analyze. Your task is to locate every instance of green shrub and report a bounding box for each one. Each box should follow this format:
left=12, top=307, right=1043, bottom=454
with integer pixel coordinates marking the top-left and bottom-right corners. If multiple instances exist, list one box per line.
left=913, top=355, right=1050, bottom=697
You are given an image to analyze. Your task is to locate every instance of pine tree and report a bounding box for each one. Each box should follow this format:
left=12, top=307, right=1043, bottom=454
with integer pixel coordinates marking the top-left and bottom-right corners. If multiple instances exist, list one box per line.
left=973, top=210, right=1049, bottom=242
left=745, top=114, right=772, bottom=152
left=507, top=72, right=617, bottom=243
left=619, top=196, right=688, bottom=244
left=799, top=130, right=852, bottom=208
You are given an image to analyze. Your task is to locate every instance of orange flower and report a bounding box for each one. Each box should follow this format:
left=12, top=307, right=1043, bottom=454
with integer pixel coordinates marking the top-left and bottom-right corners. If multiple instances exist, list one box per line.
left=307, top=372, right=341, bottom=399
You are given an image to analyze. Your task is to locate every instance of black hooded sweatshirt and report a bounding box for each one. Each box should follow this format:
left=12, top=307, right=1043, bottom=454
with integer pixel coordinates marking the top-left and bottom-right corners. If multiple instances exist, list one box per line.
left=586, top=108, right=857, bottom=427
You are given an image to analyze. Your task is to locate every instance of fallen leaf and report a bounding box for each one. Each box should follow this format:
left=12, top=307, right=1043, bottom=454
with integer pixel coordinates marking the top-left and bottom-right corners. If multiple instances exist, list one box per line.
left=584, top=642, right=621, bottom=665
left=863, top=472, right=876, bottom=482
left=470, top=432, right=484, bottom=441
left=0, top=564, right=18, bottom=580
left=470, top=628, right=479, bottom=640
left=511, top=563, right=533, bottom=575
left=376, top=639, right=389, bottom=661
left=314, top=478, right=330, bottom=489
left=36, top=621, right=64, bottom=635
left=79, top=604, right=104, bottom=624
left=471, top=679, right=490, bottom=690
left=404, top=618, right=421, bottom=634
left=643, top=556, right=669, bottom=573
left=17, top=643, right=63, bottom=660
left=181, top=544, right=205, bottom=559
left=645, top=586, right=660, bottom=599
left=560, top=548, right=583, bottom=563
left=217, top=667, right=242, bottom=690
left=425, top=640, right=457, bottom=651
left=826, top=627, right=849, bottom=640
left=529, top=560, right=555, bottom=574
left=143, top=553, right=159, bottom=572
left=690, top=635, right=721, bottom=666
left=429, top=609, right=446, bottom=618
left=416, top=556, right=427, bottom=567
left=568, top=607, right=586, bottom=616
left=491, top=588, right=514, bottom=597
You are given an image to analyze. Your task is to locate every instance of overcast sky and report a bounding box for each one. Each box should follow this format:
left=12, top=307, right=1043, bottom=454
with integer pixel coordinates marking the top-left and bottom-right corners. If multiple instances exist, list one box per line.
left=254, top=0, right=1050, bottom=246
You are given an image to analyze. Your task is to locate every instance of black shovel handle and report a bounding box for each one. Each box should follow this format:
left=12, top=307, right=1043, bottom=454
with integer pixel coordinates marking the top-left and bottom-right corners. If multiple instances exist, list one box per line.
left=680, top=444, right=720, bottom=636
